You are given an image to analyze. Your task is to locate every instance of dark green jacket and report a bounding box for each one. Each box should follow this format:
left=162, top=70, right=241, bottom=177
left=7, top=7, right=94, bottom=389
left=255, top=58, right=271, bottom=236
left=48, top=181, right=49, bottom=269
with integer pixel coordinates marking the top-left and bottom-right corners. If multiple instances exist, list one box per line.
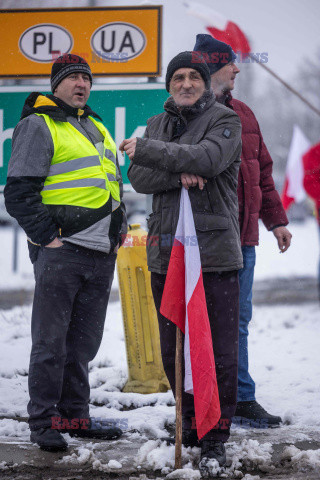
left=128, top=91, right=243, bottom=273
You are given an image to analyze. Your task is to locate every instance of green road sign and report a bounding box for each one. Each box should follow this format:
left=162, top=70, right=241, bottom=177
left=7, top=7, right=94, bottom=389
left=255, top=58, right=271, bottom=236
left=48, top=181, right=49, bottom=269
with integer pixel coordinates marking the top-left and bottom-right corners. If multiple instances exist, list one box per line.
left=0, top=84, right=168, bottom=191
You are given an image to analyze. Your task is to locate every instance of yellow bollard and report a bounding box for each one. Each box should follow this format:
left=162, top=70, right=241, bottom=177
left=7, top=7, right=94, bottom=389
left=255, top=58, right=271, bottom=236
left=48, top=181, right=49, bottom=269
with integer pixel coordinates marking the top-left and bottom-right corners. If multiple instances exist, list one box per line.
left=117, top=224, right=170, bottom=394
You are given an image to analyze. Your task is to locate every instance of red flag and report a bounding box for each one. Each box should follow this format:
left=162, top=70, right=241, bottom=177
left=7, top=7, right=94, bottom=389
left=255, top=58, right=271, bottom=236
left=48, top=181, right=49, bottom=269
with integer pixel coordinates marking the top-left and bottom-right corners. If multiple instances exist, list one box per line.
left=185, top=1, right=251, bottom=54
left=206, top=23, right=251, bottom=55
left=303, top=142, right=320, bottom=222
left=281, top=125, right=311, bottom=210
left=160, top=188, right=221, bottom=440
left=281, top=177, right=294, bottom=211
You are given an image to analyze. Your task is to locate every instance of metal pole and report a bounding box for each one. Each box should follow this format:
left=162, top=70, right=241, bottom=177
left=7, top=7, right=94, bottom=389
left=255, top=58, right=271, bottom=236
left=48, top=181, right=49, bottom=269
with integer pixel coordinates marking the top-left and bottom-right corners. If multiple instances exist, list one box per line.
left=254, top=57, right=320, bottom=117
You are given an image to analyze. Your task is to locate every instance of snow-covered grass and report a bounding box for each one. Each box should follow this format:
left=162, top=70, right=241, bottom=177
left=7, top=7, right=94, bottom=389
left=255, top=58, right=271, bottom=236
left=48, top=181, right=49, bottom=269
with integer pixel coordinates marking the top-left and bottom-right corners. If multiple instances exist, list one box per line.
left=255, top=218, right=319, bottom=280
left=250, top=303, right=320, bottom=427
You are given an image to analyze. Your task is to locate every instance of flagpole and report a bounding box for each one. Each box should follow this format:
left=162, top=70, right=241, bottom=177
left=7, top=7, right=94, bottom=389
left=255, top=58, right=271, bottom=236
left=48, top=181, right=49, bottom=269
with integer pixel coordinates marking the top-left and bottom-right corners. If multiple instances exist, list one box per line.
left=253, top=57, right=320, bottom=117
left=175, top=326, right=183, bottom=470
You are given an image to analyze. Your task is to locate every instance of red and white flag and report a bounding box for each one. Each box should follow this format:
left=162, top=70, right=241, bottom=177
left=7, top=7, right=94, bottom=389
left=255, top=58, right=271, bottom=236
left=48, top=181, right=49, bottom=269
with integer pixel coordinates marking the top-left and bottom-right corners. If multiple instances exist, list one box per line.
left=281, top=125, right=311, bottom=210
left=160, top=188, right=221, bottom=440
left=185, top=1, right=251, bottom=54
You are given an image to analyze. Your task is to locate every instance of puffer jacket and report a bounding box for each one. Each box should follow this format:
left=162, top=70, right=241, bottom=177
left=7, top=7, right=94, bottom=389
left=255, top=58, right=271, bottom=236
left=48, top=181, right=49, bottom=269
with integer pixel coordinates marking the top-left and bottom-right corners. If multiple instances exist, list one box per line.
left=303, top=142, right=320, bottom=224
left=128, top=91, right=243, bottom=274
left=226, top=95, right=288, bottom=245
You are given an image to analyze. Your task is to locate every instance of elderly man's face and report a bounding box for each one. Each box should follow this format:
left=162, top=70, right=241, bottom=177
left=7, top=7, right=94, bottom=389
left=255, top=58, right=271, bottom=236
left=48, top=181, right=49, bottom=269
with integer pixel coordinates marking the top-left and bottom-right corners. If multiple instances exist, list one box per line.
left=169, top=68, right=205, bottom=107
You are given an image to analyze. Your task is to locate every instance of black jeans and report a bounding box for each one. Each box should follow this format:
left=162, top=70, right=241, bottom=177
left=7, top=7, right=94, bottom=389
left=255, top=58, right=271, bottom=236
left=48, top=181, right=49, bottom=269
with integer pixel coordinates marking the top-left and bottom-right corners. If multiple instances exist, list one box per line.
left=151, top=270, right=239, bottom=442
left=28, top=242, right=116, bottom=430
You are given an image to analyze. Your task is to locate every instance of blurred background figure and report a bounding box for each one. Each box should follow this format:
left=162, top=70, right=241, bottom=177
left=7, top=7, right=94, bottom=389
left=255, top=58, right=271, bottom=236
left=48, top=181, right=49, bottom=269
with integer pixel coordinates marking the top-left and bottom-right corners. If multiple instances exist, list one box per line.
left=303, top=142, right=320, bottom=300
left=193, top=34, right=292, bottom=428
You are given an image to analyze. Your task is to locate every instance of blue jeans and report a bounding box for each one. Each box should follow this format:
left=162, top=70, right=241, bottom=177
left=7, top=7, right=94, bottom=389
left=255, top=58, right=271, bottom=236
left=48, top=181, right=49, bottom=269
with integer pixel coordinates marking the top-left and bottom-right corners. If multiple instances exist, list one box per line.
left=238, top=246, right=256, bottom=402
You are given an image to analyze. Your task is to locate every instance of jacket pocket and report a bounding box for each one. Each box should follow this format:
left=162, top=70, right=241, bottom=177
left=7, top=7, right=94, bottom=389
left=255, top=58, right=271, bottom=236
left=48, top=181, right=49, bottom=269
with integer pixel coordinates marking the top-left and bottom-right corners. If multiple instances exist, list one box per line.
left=193, top=212, right=229, bottom=231
left=147, top=213, right=161, bottom=246
left=146, top=213, right=162, bottom=270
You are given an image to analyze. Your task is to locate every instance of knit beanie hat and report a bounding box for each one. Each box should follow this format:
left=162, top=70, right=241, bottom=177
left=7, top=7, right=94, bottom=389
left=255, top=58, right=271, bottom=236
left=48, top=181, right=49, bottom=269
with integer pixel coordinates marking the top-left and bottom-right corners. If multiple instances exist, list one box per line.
left=165, top=51, right=211, bottom=92
left=51, top=54, right=93, bottom=93
left=193, top=34, right=237, bottom=74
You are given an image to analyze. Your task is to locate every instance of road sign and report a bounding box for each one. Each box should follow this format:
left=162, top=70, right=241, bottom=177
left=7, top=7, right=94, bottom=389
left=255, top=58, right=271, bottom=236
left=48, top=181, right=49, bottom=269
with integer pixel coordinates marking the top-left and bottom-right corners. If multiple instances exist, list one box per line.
left=0, top=84, right=168, bottom=191
left=0, top=7, right=162, bottom=77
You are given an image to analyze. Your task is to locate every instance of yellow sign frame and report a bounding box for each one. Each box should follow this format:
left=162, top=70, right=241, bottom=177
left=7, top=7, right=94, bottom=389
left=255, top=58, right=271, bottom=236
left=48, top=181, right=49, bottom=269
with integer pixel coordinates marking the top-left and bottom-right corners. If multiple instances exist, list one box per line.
left=0, top=6, right=162, bottom=77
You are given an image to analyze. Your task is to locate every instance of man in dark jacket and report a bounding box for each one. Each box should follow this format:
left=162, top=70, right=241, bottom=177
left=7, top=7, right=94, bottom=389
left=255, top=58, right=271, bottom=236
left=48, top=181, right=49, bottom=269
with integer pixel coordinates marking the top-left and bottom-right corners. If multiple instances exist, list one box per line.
left=121, top=51, right=242, bottom=472
left=193, top=34, right=292, bottom=427
left=4, top=54, right=127, bottom=451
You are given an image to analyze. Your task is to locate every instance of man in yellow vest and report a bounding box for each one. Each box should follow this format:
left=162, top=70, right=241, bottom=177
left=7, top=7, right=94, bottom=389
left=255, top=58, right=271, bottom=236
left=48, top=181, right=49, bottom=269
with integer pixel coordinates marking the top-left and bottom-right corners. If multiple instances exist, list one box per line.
left=4, top=54, right=127, bottom=452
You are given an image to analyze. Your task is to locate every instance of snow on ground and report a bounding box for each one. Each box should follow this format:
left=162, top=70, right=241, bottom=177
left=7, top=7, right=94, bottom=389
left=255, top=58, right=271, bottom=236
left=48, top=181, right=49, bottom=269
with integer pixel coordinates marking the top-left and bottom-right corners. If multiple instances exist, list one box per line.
left=0, top=218, right=319, bottom=290
left=0, top=217, right=319, bottom=475
left=255, top=218, right=319, bottom=280
left=0, top=296, right=319, bottom=474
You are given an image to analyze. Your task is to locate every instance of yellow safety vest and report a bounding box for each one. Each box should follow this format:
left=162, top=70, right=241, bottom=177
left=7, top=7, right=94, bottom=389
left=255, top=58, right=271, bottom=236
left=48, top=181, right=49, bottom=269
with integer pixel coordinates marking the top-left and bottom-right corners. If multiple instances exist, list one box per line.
left=37, top=114, right=120, bottom=210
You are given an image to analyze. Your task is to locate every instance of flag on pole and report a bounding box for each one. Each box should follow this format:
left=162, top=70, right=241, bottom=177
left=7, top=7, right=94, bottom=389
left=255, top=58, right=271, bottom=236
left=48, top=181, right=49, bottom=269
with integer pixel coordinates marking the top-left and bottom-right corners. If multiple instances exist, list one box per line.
left=185, top=1, right=251, bottom=54
left=160, top=188, right=221, bottom=440
left=303, top=142, right=320, bottom=222
left=281, top=125, right=311, bottom=210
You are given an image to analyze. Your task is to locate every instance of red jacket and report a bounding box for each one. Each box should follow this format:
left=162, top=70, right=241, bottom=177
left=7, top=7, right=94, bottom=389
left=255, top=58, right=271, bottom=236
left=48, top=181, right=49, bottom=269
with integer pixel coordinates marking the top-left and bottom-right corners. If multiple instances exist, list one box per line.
left=303, top=142, right=320, bottom=224
left=226, top=95, right=288, bottom=245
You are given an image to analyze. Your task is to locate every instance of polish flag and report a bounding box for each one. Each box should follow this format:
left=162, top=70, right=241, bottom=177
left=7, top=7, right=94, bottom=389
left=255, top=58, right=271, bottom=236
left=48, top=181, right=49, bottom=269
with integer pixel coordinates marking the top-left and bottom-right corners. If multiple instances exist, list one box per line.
left=281, top=125, right=311, bottom=210
left=185, top=1, right=251, bottom=53
left=160, top=188, right=221, bottom=440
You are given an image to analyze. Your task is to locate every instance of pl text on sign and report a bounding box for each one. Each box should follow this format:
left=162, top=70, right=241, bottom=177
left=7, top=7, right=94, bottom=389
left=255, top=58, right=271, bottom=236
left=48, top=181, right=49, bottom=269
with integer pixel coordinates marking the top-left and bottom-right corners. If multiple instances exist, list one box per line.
left=0, top=7, right=162, bottom=77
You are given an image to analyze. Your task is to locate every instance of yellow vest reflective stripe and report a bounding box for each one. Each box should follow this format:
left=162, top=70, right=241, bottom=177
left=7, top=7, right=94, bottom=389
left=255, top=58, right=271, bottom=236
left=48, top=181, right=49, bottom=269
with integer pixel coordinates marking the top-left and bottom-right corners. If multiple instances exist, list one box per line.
left=47, top=155, right=101, bottom=176
left=36, top=114, right=120, bottom=210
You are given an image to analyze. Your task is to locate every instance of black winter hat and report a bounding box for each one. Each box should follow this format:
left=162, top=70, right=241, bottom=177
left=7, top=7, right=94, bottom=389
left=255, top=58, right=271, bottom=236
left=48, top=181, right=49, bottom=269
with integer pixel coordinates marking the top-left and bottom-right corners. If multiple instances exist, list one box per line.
left=193, top=34, right=237, bottom=74
left=165, top=51, right=211, bottom=92
left=51, top=54, right=93, bottom=93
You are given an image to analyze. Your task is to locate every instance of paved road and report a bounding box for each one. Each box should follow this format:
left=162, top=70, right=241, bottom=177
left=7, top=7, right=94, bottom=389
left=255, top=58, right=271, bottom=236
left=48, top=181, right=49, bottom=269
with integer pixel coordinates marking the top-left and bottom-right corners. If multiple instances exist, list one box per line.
left=0, top=276, right=318, bottom=311
left=252, top=276, right=318, bottom=305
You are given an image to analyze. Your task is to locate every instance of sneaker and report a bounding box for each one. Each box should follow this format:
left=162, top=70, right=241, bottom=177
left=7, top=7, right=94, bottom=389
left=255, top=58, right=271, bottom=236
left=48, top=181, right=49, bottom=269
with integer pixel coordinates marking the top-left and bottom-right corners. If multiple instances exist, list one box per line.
left=161, top=429, right=199, bottom=448
left=234, top=400, right=282, bottom=428
left=68, top=418, right=123, bottom=440
left=199, top=440, right=226, bottom=478
left=30, top=427, right=68, bottom=452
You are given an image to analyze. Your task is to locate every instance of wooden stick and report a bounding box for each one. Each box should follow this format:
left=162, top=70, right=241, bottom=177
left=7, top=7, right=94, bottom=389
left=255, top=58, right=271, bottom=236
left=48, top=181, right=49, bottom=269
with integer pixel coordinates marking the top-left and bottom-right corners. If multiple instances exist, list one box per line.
left=175, top=326, right=183, bottom=470
left=253, top=57, right=320, bottom=117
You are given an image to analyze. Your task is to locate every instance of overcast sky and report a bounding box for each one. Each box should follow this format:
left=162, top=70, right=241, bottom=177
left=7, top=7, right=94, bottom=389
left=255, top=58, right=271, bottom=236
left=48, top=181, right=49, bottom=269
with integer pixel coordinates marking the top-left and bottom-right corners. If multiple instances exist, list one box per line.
left=1, top=0, right=319, bottom=82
